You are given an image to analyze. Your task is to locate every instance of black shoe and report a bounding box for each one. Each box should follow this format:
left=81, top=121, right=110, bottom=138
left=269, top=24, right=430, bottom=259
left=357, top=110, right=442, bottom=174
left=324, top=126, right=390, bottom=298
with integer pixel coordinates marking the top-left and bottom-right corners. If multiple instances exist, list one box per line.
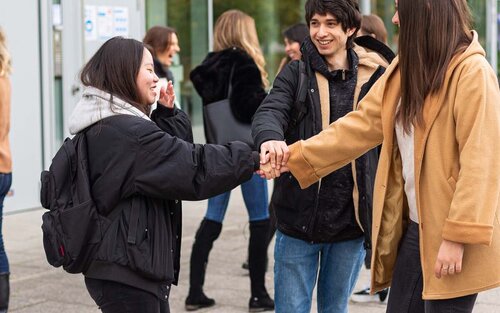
left=185, top=292, right=216, bottom=311
left=350, top=287, right=389, bottom=303
left=249, top=294, right=274, bottom=312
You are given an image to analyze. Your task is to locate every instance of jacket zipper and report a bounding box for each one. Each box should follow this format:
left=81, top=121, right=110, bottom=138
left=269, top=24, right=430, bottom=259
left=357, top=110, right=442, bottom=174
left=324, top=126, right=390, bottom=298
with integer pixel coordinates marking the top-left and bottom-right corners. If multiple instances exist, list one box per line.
left=304, top=179, right=321, bottom=240
left=303, top=81, right=325, bottom=240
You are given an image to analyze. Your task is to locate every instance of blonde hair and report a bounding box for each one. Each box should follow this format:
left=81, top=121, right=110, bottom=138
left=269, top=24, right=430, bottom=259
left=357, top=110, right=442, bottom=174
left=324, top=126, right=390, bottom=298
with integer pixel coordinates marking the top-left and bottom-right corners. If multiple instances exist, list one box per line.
left=0, top=28, right=11, bottom=76
left=213, top=10, right=269, bottom=89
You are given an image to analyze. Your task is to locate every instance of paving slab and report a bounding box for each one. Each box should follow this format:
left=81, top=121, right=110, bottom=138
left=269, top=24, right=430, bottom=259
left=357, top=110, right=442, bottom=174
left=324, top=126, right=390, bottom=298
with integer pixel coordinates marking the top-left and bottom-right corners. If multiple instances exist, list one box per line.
left=4, top=185, right=499, bottom=312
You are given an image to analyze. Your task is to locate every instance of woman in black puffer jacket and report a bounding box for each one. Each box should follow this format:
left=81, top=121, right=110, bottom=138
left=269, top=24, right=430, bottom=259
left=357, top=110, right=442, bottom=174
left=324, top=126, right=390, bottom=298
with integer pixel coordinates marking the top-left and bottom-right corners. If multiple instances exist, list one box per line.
left=66, top=37, right=262, bottom=313
left=187, top=9, right=274, bottom=312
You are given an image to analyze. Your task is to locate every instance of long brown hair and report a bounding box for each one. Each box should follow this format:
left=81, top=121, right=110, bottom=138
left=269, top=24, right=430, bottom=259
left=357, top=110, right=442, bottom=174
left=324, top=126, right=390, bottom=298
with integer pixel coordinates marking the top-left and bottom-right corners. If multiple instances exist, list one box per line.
left=143, top=26, right=177, bottom=57
left=213, top=10, right=269, bottom=89
left=397, top=0, right=472, bottom=132
left=360, top=14, right=387, bottom=44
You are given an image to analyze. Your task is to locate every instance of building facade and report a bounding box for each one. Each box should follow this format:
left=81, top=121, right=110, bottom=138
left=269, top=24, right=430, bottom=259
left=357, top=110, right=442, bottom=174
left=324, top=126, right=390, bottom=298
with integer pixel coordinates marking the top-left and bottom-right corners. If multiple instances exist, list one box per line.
left=0, top=0, right=498, bottom=212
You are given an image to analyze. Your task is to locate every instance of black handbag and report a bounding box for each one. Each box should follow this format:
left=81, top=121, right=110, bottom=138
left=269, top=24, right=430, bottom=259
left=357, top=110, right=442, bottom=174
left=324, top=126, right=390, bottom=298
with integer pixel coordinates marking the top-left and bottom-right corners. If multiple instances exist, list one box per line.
left=202, top=64, right=254, bottom=148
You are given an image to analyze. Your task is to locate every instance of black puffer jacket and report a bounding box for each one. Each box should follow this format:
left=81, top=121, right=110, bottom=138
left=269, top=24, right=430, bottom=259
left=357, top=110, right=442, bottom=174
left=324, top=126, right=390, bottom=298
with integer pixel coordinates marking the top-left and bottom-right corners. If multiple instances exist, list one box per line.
left=252, top=37, right=394, bottom=244
left=77, top=102, right=259, bottom=300
left=190, top=47, right=267, bottom=128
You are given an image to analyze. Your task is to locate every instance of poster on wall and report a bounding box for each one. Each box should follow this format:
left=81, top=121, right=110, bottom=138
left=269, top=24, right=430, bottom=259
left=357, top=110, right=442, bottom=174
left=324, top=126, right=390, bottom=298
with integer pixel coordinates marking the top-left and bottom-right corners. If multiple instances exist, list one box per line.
left=84, top=5, right=129, bottom=41
left=113, top=7, right=129, bottom=37
left=84, top=5, right=97, bottom=41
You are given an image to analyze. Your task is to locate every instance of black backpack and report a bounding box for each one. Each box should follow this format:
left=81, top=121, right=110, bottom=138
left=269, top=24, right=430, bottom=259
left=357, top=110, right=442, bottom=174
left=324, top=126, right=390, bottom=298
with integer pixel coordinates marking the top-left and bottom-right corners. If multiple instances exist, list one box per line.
left=40, top=132, right=113, bottom=273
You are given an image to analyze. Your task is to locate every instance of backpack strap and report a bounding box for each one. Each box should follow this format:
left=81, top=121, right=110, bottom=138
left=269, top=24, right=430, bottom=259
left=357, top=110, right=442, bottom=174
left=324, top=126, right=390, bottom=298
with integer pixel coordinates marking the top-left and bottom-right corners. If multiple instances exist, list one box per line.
left=75, top=133, right=93, bottom=203
left=288, top=60, right=308, bottom=130
left=62, top=136, right=79, bottom=205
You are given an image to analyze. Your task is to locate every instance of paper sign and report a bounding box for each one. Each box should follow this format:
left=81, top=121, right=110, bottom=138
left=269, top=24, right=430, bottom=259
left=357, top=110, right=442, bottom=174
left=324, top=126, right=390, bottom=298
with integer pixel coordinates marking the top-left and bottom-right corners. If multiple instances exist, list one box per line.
left=97, top=6, right=114, bottom=40
left=113, top=7, right=129, bottom=37
left=85, top=6, right=130, bottom=41
left=84, top=5, right=97, bottom=41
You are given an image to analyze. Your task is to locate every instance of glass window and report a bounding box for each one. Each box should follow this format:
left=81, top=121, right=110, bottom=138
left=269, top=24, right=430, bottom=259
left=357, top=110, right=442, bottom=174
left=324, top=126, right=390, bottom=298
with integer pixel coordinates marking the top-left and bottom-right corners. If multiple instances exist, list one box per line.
left=146, top=0, right=210, bottom=141
left=146, top=0, right=309, bottom=141
left=213, top=0, right=306, bottom=80
left=469, top=0, right=487, bottom=47
left=371, top=0, right=398, bottom=51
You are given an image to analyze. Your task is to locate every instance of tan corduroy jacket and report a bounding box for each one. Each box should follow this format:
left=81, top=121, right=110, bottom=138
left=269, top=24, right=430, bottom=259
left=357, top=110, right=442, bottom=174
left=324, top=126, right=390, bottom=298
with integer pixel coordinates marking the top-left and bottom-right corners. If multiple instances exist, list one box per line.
left=0, top=75, right=11, bottom=173
left=287, top=32, right=500, bottom=299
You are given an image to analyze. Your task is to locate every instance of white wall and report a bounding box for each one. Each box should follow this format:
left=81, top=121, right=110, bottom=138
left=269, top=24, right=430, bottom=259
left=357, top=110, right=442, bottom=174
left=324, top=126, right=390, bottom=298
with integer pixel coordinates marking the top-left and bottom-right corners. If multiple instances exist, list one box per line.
left=0, top=1, right=44, bottom=212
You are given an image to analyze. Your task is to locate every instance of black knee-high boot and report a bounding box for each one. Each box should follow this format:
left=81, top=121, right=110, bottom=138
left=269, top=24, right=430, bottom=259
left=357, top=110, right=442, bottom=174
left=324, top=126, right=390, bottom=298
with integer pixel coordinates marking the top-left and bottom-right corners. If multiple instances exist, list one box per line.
left=248, top=219, right=274, bottom=312
left=185, top=219, right=222, bottom=311
left=0, top=273, right=9, bottom=313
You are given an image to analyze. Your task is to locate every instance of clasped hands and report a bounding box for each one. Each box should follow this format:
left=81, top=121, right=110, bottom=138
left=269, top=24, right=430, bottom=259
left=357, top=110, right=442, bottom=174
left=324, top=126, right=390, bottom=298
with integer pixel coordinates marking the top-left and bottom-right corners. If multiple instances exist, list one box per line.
left=256, top=142, right=466, bottom=280
left=257, top=140, right=290, bottom=179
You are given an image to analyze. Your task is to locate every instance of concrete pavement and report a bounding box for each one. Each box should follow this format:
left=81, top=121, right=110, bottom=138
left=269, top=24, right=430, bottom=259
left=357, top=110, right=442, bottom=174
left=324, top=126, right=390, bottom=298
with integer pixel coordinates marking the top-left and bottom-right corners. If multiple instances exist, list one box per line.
left=4, top=185, right=500, bottom=312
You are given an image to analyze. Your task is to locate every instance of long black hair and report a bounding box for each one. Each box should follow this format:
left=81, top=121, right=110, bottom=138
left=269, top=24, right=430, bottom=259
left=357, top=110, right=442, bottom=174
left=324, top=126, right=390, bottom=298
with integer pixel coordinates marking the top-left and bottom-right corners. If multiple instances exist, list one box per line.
left=80, top=36, right=149, bottom=114
left=283, top=23, right=309, bottom=44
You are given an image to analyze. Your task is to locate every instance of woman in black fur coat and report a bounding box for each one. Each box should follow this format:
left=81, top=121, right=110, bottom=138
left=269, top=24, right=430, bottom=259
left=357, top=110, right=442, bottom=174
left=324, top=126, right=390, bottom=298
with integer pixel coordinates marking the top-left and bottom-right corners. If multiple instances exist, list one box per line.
left=187, top=9, right=274, bottom=312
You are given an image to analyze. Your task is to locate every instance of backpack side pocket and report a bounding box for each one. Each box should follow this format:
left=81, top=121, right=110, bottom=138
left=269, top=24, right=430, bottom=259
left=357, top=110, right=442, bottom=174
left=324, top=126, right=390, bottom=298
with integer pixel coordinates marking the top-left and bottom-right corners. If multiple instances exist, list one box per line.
left=41, top=211, right=66, bottom=267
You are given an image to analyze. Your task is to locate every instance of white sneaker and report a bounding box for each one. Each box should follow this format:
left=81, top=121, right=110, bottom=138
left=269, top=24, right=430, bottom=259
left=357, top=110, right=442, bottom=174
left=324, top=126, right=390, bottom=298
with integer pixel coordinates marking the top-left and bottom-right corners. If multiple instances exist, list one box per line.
left=350, top=287, right=389, bottom=304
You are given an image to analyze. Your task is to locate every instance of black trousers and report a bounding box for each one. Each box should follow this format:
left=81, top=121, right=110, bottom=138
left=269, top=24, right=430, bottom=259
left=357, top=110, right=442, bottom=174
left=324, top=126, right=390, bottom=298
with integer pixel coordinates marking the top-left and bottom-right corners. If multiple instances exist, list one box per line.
left=386, top=221, right=477, bottom=313
left=85, top=277, right=170, bottom=313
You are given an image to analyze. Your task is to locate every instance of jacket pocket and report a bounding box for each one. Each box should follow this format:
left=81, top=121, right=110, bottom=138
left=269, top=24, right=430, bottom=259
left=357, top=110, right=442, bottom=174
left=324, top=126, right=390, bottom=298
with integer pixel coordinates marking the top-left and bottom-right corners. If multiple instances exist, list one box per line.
left=125, top=200, right=172, bottom=281
left=273, top=173, right=315, bottom=233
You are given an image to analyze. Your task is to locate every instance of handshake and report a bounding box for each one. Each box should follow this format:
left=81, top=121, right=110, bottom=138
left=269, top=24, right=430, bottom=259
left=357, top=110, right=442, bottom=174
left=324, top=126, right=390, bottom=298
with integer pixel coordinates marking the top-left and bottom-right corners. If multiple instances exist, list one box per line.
left=256, top=140, right=291, bottom=179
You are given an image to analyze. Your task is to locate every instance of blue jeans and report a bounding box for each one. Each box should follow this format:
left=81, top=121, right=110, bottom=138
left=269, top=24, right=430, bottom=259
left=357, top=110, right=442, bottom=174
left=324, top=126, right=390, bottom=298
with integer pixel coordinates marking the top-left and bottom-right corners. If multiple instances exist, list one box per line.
left=274, top=230, right=365, bottom=313
left=205, top=174, right=268, bottom=223
left=0, top=173, right=11, bottom=274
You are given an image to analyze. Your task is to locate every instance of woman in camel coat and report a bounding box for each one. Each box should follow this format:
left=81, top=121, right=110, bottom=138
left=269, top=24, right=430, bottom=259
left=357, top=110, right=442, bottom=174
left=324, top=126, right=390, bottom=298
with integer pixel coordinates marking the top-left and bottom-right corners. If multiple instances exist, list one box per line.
left=268, top=0, right=500, bottom=312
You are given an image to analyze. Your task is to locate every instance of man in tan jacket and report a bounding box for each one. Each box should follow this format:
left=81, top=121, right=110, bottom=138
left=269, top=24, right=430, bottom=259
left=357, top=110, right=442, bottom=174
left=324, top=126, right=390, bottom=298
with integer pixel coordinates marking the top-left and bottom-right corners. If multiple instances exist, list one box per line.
left=252, top=1, right=392, bottom=312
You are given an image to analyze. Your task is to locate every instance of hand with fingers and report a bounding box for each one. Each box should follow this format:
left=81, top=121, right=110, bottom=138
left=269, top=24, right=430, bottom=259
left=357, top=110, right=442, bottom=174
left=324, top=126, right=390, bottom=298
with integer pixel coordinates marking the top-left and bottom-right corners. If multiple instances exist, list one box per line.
left=158, top=80, right=176, bottom=109
left=256, top=162, right=290, bottom=179
left=257, top=161, right=281, bottom=179
left=259, top=140, right=290, bottom=171
left=434, top=239, right=465, bottom=279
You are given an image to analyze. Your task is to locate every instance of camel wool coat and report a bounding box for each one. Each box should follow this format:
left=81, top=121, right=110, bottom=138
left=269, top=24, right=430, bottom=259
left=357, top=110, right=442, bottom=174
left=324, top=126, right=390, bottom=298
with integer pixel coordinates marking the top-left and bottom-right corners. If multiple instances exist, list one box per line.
left=287, top=31, right=500, bottom=300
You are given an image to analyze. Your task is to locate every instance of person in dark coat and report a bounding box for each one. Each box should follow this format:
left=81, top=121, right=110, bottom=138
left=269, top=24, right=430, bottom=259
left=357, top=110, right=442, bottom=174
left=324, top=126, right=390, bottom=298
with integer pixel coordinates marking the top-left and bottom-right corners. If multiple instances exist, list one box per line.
left=186, top=9, right=274, bottom=312
left=252, top=1, right=393, bottom=312
left=68, top=36, right=263, bottom=313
